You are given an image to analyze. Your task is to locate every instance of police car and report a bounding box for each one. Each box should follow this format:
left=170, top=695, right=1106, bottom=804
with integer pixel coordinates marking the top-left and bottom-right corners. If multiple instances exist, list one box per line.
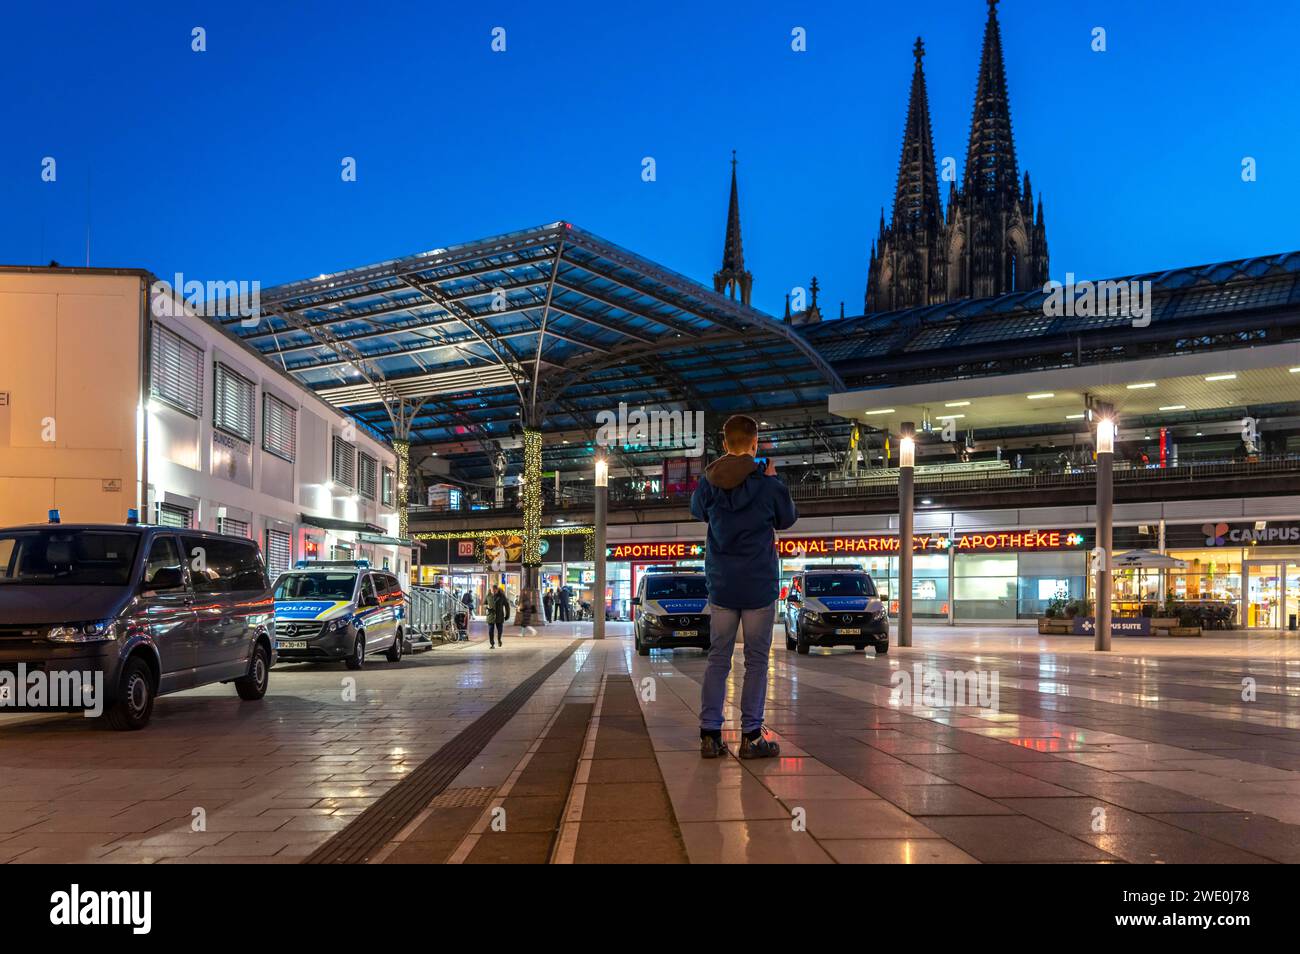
left=272, top=560, right=406, bottom=669
left=783, top=565, right=888, bottom=655
left=633, top=568, right=710, bottom=656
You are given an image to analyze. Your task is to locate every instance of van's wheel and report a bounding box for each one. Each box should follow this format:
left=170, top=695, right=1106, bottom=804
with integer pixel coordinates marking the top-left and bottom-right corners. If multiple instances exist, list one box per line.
left=786, top=633, right=796, bottom=651
left=636, top=636, right=649, bottom=656
left=875, top=642, right=889, bottom=655
left=386, top=628, right=404, bottom=662
left=105, top=657, right=156, bottom=731
left=796, top=631, right=810, bottom=655
left=345, top=633, right=366, bottom=670
left=235, top=643, right=270, bottom=700
left=854, top=643, right=867, bottom=652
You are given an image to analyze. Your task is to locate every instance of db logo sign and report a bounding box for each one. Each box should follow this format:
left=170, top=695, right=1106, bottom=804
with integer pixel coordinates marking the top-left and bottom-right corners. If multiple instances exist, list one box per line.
left=457, top=541, right=475, bottom=556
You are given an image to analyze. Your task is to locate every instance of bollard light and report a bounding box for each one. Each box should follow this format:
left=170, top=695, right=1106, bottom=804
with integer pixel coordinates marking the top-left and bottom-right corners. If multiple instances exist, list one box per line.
left=1097, top=417, right=1115, bottom=455
left=899, top=435, right=915, bottom=469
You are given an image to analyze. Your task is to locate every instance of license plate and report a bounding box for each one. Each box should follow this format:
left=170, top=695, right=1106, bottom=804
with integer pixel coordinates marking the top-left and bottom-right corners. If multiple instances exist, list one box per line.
left=277, top=640, right=307, bottom=650
left=835, top=628, right=861, bottom=636
left=672, top=630, right=698, bottom=638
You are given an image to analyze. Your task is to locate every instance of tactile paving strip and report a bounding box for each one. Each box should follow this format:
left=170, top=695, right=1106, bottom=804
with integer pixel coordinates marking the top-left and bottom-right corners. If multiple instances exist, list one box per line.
left=303, top=640, right=583, bottom=864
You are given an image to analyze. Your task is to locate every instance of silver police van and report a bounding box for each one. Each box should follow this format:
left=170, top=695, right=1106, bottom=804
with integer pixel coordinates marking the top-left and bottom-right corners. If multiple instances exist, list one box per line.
left=272, top=560, right=406, bottom=669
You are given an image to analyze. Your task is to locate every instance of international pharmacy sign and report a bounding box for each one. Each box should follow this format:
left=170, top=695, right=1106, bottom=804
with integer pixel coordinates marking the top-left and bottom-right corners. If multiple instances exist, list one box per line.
left=607, top=531, right=1088, bottom=561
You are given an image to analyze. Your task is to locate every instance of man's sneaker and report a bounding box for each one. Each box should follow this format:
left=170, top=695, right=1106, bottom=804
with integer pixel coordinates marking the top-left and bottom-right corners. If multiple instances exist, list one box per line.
left=738, top=730, right=781, bottom=760
left=700, top=734, right=729, bottom=759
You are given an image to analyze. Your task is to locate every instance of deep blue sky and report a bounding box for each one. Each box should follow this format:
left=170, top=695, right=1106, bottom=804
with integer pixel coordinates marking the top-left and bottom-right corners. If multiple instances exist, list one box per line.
left=3, top=0, right=1297, bottom=318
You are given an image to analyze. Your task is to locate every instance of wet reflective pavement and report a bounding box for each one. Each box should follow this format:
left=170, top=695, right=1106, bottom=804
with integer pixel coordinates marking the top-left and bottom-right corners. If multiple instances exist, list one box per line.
left=2, top=622, right=1299, bottom=863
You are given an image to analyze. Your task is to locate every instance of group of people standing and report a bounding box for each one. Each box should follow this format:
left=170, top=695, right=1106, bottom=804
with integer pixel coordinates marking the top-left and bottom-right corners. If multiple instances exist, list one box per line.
left=542, top=584, right=575, bottom=622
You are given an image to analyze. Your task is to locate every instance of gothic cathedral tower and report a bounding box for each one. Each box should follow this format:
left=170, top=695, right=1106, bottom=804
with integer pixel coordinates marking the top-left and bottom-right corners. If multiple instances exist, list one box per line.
left=714, top=151, right=753, bottom=306
left=866, top=0, right=1048, bottom=312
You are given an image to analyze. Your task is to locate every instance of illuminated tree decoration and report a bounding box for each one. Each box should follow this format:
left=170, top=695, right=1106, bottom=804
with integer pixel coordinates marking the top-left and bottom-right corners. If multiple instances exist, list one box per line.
left=521, top=428, right=543, bottom=566
left=393, top=438, right=411, bottom=540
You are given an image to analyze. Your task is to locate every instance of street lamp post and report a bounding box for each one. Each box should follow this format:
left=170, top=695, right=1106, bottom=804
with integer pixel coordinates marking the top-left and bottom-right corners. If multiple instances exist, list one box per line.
left=593, top=452, right=608, bottom=640
left=1095, top=417, right=1115, bottom=651
left=898, top=422, right=915, bottom=648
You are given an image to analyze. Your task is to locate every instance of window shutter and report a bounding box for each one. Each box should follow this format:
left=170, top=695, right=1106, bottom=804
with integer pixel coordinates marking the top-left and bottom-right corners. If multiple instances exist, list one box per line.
left=156, top=502, right=193, bottom=529
left=332, top=436, right=356, bottom=488
left=262, top=393, right=297, bottom=462
left=214, top=363, right=254, bottom=442
left=216, top=516, right=250, bottom=538
left=265, top=528, right=292, bottom=579
left=358, top=453, right=377, bottom=500
left=150, top=325, right=203, bottom=416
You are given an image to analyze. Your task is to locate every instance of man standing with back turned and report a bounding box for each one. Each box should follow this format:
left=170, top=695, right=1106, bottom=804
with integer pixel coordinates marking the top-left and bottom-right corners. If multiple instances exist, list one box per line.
left=691, top=414, right=798, bottom=759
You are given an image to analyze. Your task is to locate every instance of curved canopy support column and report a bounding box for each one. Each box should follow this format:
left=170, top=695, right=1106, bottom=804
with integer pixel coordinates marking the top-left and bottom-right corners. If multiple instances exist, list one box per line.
left=516, top=427, right=544, bottom=627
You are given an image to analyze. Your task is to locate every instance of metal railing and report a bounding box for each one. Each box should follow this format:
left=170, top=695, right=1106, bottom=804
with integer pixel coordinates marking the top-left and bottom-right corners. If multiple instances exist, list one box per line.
left=407, top=586, right=460, bottom=643
left=408, top=454, right=1300, bottom=518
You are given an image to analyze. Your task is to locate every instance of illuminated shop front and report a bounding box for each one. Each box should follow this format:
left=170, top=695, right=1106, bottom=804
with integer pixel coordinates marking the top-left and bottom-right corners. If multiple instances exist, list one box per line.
left=607, top=530, right=1091, bottom=622
left=413, top=528, right=594, bottom=620
left=1152, top=521, right=1300, bottom=630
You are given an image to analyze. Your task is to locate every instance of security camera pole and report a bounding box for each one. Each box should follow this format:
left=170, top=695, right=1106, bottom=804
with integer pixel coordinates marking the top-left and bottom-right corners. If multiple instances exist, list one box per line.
left=898, top=421, right=915, bottom=648
left=1095, top=414, right=1115, bottom=651
left=593, top=451, right=608, bottom=639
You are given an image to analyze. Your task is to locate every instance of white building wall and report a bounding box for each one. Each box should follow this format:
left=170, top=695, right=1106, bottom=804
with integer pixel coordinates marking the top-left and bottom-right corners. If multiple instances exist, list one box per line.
left=147, top=286, right=407, bottom=583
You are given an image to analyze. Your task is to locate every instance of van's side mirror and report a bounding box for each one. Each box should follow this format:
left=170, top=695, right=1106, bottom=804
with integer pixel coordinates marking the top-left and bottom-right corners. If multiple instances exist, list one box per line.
left=631, top=597, right=641, bottom=606
left=145, top=567, right=184, bottom=592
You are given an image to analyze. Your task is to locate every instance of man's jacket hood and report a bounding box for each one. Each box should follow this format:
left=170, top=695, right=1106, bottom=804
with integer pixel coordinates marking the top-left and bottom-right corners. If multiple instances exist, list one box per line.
left=690, top=455, right=798, bottom=610
left=704, top=454, right=761, bottom=492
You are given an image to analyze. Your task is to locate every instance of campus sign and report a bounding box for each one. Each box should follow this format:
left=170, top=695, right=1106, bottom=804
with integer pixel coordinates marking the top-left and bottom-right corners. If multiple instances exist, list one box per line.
left=607, top=531, right=1088, bottom=561
left=1200, top=521, right=1300, bottom=547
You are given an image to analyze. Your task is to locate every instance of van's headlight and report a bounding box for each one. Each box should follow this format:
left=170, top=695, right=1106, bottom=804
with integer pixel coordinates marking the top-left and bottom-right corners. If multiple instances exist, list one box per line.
left=871, top=605, right=888, bottom=618
left=47, top=620, right=119, bottom=643
left=325, top=617, right=350, bottom=633
left=802, top=611, right=823, bottom=623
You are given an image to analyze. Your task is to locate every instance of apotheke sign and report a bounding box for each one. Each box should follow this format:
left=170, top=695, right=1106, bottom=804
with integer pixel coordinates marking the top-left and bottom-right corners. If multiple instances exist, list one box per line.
left=1201, top=522, right=1300, bottom=547
left=607, top=531, right=1088, bottom=561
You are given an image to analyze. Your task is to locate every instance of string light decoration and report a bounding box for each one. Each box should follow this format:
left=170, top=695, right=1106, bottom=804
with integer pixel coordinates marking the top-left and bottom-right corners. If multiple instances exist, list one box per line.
left=393, top=437, right=410, bottom=540
left=521, top=428, right=543, bottom=566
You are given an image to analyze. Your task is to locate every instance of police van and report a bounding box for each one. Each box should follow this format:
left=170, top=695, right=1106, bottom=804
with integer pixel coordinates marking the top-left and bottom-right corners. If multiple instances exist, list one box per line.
left=783, top=565, right=889, bottom=655
left=632, top=568, right=710, bottom=656
left=272, top=560, right=406, bottom=669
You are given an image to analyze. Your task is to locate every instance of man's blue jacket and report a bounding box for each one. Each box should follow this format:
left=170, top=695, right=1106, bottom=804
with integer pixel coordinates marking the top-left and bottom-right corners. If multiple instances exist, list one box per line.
left=690, top=454, right=798, bottom=610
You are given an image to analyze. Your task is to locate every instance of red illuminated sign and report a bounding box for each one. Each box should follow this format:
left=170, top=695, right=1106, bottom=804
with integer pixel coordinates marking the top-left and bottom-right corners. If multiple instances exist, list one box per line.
left=607, top=531, right=1086, bottom=562
left=606, top=541, right=705, bottom=561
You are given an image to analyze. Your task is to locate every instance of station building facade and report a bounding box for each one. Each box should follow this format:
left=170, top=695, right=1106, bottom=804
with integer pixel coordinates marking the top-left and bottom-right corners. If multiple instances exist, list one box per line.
left=0, top=268, right=411, bottom=583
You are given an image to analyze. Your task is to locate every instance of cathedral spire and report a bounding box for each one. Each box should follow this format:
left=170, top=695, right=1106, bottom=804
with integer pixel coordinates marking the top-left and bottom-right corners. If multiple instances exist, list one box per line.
left=713, top=150, right=753, bottom=306
left=892, top=37, right=942, bottom=234
left=963, top=0, right=1019, bottom=201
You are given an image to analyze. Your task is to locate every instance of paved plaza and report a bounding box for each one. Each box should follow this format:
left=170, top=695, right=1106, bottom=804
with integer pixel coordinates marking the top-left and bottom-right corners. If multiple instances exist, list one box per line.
left=2, top=623, right=1299, bottom=863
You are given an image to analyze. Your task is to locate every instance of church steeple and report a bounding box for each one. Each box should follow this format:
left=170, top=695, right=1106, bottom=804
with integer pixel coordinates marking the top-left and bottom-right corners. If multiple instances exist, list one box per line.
left=963, top=0, right=1019, bottom=202
left=893, top=37, right=942, bottom=235
left=713, top=150, right=753, bottom=306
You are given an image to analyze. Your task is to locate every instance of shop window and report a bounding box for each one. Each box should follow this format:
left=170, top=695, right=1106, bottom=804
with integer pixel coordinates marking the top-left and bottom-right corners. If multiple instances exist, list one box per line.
left=1018, top=551, right=1086, bottom=618
left=955, top=553, right=1018, bottom=620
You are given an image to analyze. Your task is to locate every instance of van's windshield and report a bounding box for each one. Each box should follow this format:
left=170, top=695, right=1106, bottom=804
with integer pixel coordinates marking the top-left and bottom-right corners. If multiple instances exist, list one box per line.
left=274, top=573, right=358, bottom=601
left=806, top=574, right=877, bottom=597
left=645, top=576, right=708, bottom=599
left=0, top=530, right=141, bottom=586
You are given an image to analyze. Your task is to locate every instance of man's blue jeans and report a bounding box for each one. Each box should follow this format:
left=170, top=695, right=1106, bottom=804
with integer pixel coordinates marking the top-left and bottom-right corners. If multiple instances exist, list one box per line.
left=699, top=601, right=776, bottom=735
